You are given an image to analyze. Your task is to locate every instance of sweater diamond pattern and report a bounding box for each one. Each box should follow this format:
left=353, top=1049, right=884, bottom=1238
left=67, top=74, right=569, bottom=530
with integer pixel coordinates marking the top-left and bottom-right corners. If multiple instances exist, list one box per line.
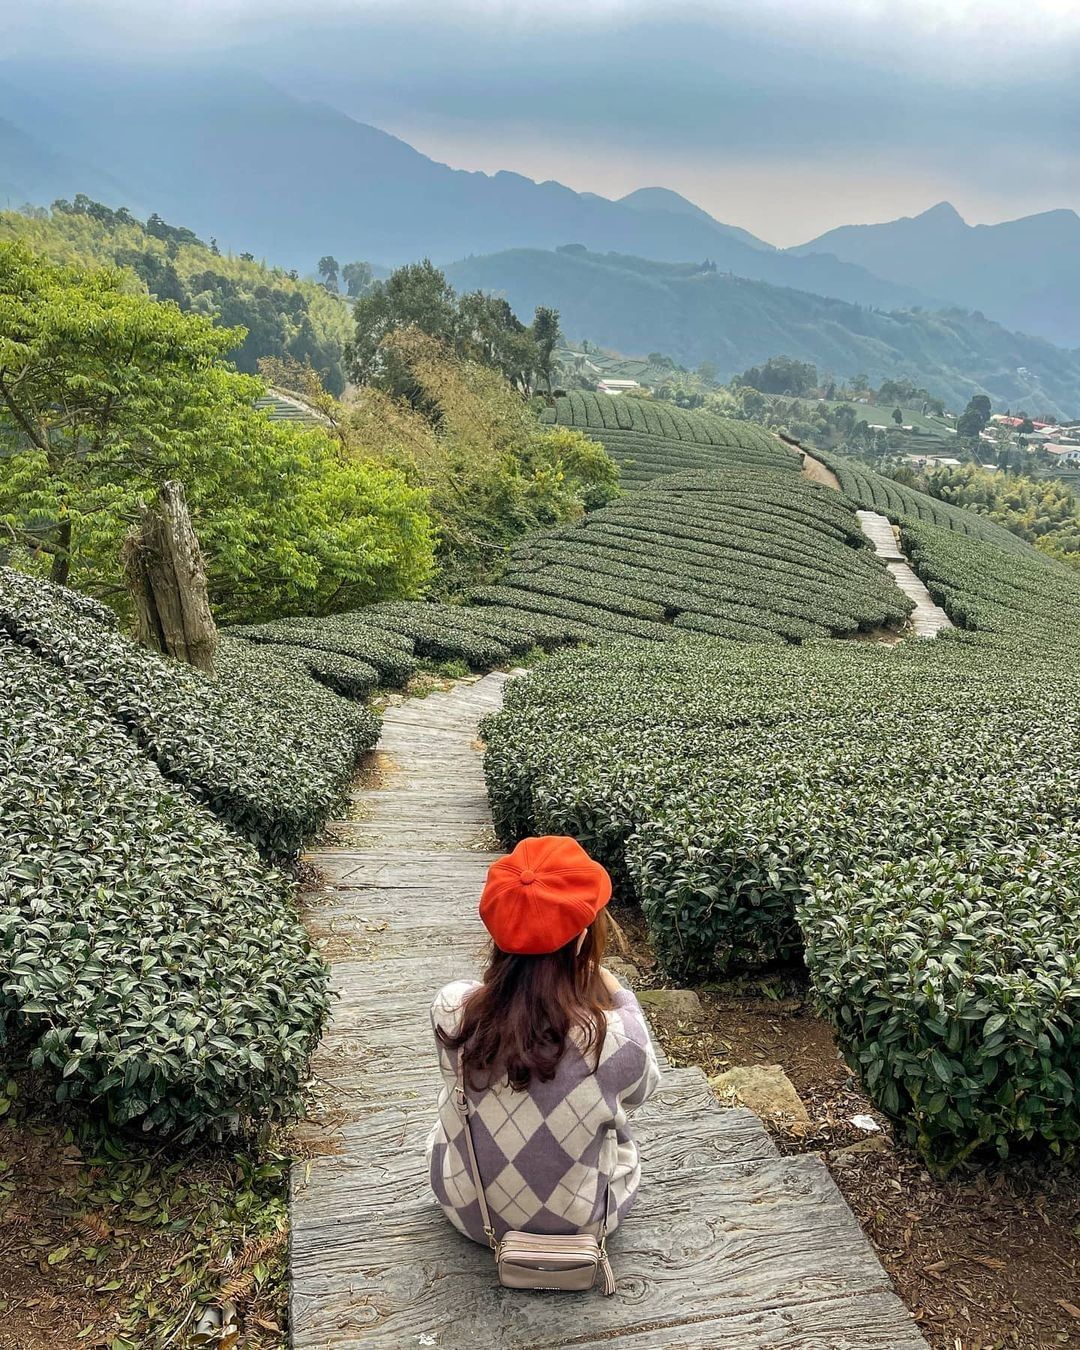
left=427, top=979, right=662, bottom=1245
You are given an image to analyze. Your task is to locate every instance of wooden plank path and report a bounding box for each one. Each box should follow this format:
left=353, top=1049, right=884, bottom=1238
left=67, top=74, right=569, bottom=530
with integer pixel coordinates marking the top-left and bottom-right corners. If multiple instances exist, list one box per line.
left=856, top=510, right=955, bottom=639
left=290, top=673, right=926, bottom=1348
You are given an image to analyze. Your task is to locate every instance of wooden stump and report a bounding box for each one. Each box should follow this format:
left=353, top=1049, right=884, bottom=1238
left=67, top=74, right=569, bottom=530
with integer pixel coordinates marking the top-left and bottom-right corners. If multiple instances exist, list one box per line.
left=122, top=481, right=218, bottom=675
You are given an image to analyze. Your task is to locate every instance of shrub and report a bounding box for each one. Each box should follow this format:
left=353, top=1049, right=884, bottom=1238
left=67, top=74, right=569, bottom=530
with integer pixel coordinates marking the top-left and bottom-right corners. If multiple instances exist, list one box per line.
left=803, top=834, right=1080, bottom=1168
left=1, top=569, right=380, bottom=854
left=0, top=636, right=329, bottom=1136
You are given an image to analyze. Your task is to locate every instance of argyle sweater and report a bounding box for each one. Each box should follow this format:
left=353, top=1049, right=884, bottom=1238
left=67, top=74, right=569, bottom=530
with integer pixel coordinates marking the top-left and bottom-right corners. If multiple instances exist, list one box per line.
left=426, top=979, right=661, bottom=1246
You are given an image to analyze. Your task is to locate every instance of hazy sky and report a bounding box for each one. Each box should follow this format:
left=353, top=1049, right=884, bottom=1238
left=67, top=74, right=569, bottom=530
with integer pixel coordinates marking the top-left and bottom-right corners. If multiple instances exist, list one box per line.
left=9, top=0, right=1079, bottom=243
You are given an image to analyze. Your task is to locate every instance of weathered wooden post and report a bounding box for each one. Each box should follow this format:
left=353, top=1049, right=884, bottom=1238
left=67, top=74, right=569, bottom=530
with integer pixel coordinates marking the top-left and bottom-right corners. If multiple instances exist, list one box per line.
left=121, top=480, right=218, bottom=675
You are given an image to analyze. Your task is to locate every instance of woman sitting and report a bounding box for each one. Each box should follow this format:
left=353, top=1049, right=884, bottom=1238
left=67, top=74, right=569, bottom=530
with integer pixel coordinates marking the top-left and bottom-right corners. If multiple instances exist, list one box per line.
left=427, top=835, right=661, bottom=1246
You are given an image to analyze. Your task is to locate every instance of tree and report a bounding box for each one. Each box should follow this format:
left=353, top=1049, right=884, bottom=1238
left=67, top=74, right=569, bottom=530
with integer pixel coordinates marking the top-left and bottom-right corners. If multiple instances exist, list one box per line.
left=346, top=259, right=459, bottom=395
left=892, top=406, right=904, bottom=426
left=734, top=356, right=818, bottom=397
left=347, top=260, right=559, bottom=400
left=531, top=306, right=561, bottom=398
left=0, top=242, right=434, bottom=620
left=339, top=329, right=618, bottom=592
left=342, top=260, right=374, bottom=298
left=957, top=394, right=992, bottom=441
left=317, top=255, right=340, bottom=293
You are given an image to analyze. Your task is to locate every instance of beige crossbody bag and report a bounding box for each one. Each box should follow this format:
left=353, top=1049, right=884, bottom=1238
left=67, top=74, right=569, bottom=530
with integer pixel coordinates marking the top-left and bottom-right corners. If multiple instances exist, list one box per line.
left=455, top=1054, right=617, bottom=1296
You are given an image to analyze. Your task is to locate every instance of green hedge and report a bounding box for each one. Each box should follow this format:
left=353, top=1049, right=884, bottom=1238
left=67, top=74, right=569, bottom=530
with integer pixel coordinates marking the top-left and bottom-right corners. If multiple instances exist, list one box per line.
left=482, top=636, right=1080, bottom=1165
left=803, top=834, right=1080, bottom=1167
left=1, top=636, right=329, bottom=1136
left=1, top=569, right=380, bottom=854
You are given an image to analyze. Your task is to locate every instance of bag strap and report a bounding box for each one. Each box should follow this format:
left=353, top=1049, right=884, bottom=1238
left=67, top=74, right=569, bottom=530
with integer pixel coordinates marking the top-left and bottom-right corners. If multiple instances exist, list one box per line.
left=455, top=1049, right=498, bottom=1250
left=454, top=1048, right=616, bottom=1252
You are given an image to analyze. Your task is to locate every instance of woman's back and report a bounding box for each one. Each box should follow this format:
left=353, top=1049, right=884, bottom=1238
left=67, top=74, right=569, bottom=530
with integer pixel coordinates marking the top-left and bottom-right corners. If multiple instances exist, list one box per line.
left=427, top=977, right=661, bottom=1244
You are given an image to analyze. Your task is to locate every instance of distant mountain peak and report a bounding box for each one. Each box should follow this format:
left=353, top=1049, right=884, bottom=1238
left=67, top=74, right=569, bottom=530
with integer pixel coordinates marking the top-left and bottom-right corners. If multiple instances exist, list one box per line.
left=619, top=186, right=715, bottom=222
left=619, top=186, right=776, bottom=252
left=916, top=201, right=966, bottom=226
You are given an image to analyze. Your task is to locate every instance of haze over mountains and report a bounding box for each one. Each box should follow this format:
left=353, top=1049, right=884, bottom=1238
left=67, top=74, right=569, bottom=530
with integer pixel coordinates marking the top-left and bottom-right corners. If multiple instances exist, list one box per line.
left=1, top=55, right=1077, bottom=407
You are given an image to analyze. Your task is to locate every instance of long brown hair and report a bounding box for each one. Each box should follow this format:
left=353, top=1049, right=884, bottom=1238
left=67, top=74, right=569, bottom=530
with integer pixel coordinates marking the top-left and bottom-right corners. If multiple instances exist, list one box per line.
left=440, top=910, right=613, bottom=1092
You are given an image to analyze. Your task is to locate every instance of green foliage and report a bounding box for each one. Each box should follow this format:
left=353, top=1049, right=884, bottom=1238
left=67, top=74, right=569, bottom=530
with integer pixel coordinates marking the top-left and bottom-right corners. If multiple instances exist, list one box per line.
left=344, top=331, right=619, bottom=593
left=803, top=832, right=1079, bottom=1167
left=0, top=634, right=329, bottom=1136
left=0, top=241, right=435, bottom=622
left=0, top=198, right=350, bottom=392
left=912, top=462, right=1080, bottom=567
left=734, top=355, right=819, bottom=396
left=482, top=633, right=1080, bottom=1166
left=346, top=259, right=562, bottom=398
left=1, top=569, right=381, bottom=854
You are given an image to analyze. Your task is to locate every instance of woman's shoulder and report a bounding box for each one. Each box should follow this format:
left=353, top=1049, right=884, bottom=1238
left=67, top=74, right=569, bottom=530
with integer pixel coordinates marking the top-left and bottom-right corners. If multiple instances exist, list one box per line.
left=603, top=987, right=652, bottom=1048
left=430, top=978, right=481, bottom=1033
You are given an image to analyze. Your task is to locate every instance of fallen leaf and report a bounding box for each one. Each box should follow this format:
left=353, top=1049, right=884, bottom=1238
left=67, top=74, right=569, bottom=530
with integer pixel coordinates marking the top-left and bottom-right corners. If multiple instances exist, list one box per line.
left=1056, top=1300, right=1080, bottom=1319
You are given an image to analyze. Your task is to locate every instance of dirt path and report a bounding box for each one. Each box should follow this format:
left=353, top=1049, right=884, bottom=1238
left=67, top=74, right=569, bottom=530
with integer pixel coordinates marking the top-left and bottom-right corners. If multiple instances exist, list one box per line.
left=799, top=446, right=842, bottom=493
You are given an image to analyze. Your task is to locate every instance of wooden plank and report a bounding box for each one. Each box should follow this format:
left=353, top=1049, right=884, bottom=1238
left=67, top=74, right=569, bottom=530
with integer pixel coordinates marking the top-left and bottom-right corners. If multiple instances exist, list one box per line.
left=291, top=1157, right=923, bottom=1348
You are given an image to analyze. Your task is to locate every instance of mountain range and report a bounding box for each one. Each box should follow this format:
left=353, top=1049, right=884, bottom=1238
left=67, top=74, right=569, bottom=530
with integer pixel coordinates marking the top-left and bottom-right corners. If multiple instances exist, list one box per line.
left=444, top=248, right=1080, bottom=418
left=796, top=202, right=1080, bottom=350
left=0, top=55, right=1076, bottom=399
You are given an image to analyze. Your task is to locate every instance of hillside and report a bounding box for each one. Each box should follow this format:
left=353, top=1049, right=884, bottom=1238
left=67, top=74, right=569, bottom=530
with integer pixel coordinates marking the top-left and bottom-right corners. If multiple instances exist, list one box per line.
left=795, top=201, right=1080, bottom=348
left=538, top=390, right=795, bottom=487
left=0, top=202, right=351, bottom=390
left=445, top=247, right=1080, bottom=418
left=0, top=58, right=929, bottom=312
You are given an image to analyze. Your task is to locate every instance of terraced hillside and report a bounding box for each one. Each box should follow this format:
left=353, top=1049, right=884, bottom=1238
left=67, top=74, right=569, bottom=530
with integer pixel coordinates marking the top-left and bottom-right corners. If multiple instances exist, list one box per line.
left=236, top=467, right=910, bottom=665
left=540, top=390, right=795, bottom=485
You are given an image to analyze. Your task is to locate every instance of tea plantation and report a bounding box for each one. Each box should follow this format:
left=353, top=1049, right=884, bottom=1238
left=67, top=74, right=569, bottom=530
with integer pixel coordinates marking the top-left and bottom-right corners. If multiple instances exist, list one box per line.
left=482, top=634, right=1080, bottom=1169
left=6, top=428, right=1080, bottom=1165
left=539, top=390, right=795, bottom=486
left=479, top=490, right=1080, bottom=1169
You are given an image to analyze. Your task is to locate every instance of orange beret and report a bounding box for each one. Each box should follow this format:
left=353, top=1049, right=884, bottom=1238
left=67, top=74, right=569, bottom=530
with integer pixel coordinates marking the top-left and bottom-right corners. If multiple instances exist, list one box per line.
left=479, top=836, right=612, bottom=955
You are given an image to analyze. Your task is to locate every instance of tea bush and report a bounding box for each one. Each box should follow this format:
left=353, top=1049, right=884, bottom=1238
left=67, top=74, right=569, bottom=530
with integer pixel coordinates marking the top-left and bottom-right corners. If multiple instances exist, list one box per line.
left=482, top=636, right=1080, bottom=1164
left=804, top=833, right=1080, bottom=1166
left=0, top=636, right=328, bottom=1135
left=0, top=569, right=380, bottom=854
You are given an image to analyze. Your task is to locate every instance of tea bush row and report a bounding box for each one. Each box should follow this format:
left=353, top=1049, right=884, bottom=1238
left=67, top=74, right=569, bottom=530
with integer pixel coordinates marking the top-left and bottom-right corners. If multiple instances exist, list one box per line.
left=551, top=427, right=799, bottom=488
left=475, top=469, right=911, bottom=641
left=902, top=522, right=1080, bottom=657
left=540, top=394, right=795, bottom=485
left=543, top=391, right=779, bottom=446
left=1, top=636, right=329, bottom=1136
left=482, top=638, right=1080, bottom=1165
left=812, top=448, right=1038, bottom=555
left=0, top=570, right=380, bottom=855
